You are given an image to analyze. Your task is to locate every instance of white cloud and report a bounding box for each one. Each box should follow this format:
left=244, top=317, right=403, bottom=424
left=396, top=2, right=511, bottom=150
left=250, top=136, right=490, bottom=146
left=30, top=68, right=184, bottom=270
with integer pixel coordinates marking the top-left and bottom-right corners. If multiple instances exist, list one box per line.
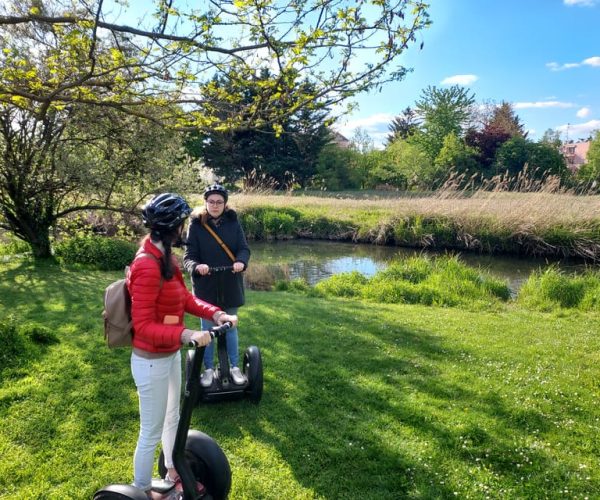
left=440, top=74, right=478, bottom=86
left=513, top=101, right=575, bottom=109
left=577, top=107, right=591, bottom=118
left=547, top=61, right=581, bottom=71
left=547, top=55, right=600, bottom=71
left=555, top=120, right=600, bottom=138
left=563, top=0, right=597, bottom=5
left=334, top=113, right=395, bottom=149
left=583, top=56, right=600, bottom=66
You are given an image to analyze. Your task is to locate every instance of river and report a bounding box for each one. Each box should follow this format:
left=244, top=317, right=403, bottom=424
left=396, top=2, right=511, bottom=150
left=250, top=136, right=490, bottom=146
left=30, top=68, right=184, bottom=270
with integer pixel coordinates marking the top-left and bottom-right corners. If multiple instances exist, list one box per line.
left=247, top=239, right=595, bottom=294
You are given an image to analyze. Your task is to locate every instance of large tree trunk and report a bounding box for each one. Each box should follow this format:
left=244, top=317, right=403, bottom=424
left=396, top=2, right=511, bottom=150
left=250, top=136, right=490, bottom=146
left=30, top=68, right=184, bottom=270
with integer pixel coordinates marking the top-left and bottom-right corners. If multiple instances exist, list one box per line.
left=28, top=229, right=52, bottom=259
left=6, top=209, right=55, bottom=259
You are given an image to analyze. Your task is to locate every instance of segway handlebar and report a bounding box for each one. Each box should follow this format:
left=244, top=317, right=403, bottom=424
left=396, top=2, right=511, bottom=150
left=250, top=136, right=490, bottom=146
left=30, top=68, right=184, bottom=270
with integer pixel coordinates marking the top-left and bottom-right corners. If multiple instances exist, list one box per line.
left=208, top=265, right=234, bottom=273
left=188, top=321, right=233, bottom=347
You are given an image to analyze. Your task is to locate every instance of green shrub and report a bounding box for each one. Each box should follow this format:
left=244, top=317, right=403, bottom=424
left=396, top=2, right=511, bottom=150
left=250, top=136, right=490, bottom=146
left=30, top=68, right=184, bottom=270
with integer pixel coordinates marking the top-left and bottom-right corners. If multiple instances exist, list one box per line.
left=517, top=267, right=590, bottom=310
left=295, top=214, right=355, bottom=240
left=239, top=213, right=264, bottom=240
left=379, top=257, right=434, bottom=284
left=262, top=211, right=295, bottom=239
left=482, top=277, right=513, bottom=301
left=578, top=276, right=600, bottom=311
left=313, top=255, right=510, bottom=308
left=362, top=279, right=445, bottom=305
left=393, top=216, right=458, bottom=248
left=239, top=206, right=302, bottom=240
left=54, top=235, right=136, bottom=270
left=0, top=235, right=31, bottom=256
left=314, top=271, right=368, bottom=297
left=274, top=277, right=310, bottom=293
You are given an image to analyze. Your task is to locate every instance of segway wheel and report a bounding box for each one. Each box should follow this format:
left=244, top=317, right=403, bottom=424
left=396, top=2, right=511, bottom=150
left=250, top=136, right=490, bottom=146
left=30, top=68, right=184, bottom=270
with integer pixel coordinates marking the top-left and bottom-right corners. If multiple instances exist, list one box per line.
left=93, top=484, right=148, bottom=499
left=243, top=345, right=263, bottom=404
left=158, top=430, right=231, bottom=500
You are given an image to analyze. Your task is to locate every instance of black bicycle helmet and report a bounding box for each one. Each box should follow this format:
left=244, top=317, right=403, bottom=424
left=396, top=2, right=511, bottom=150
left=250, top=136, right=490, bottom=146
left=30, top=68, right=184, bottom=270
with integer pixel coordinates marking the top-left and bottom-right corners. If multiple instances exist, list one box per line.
left=203, top=183, right=228, bottom=203
left=142, top=193, right=192, bottom=230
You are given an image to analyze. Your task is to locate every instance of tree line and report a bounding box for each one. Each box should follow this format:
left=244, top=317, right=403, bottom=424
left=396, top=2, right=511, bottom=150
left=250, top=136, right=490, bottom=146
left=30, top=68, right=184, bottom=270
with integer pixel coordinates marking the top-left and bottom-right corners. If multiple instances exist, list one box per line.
left=188, top=82, right=600, bottom=192
left=2, top=1, right=599, bottom=260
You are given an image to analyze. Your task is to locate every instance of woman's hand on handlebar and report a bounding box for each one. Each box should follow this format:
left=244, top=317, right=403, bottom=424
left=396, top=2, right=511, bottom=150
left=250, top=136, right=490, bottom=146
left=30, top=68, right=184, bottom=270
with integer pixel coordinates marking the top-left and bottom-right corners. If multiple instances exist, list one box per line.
left=232, top=261, right=245, bottom=273
left=217, top=313, right=238, bottom=328
left=195, top=263, right=210, bottom=276
left=190, top=330, right=212, bottom=346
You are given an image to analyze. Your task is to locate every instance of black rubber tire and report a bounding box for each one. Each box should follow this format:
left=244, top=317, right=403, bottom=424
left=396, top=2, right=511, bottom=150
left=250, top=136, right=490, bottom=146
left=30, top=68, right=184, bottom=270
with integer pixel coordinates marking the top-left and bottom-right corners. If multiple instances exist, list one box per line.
left=158, top=430, right=231, bottom=500
left=243, top=345, right=263, bottom=404
left=93, top=484, right=148, bottom=499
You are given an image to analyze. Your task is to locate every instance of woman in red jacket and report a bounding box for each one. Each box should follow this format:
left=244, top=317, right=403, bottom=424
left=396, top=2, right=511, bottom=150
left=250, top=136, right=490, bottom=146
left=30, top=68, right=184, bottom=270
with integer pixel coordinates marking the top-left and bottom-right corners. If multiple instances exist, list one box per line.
left=127, top=192, right=237, bottom=496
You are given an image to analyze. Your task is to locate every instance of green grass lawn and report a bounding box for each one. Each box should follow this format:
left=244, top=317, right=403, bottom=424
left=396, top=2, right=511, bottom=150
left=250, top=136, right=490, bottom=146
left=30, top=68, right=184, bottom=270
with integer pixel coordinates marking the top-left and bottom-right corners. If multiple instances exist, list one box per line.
left=1, top=258, right=599, bottom=499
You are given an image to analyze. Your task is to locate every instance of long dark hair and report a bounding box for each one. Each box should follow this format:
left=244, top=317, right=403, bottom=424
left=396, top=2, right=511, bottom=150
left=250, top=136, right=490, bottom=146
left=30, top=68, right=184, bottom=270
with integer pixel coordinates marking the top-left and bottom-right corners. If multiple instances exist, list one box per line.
left=150, top=225, right=182, bottom=280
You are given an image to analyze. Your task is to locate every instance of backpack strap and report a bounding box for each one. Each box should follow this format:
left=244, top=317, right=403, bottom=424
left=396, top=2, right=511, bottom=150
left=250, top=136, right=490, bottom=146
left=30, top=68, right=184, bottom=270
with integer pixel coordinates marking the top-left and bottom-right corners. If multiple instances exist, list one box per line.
left=202, top=222, right=236, bottom=263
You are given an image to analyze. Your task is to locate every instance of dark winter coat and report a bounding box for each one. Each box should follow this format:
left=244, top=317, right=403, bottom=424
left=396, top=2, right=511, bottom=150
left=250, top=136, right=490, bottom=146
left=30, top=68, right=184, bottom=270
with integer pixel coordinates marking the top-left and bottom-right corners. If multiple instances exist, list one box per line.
left=183, top=209, right=250, bottom=309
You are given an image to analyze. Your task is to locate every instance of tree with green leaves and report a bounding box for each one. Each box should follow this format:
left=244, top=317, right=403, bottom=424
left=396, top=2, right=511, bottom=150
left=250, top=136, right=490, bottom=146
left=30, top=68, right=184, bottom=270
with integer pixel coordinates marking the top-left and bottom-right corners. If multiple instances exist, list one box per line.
left=494, top=136, right=568, bottom=181
left=0, top=104, right=184, bottom=257
left=350, top=128, right=375, bottom=154
left=0, top=1, right=430, bottom=129
left=465, top=101, right=527, bottom=172
left=314, top=144, right=364, bottom=191
left=411, top=85, right=476, bottom=162
left=576, top=130, right=600, bottom=185
left=434, top=132, right=479, bottom=177
left=195, top=72, right=332, bottom=188
left=386, top=107, right=419, bottom=145
left=0, top=0, right=430, bottom=257
left=540, top=128, right=562, bottom=148
left=368, top=139, right=431, bottom=190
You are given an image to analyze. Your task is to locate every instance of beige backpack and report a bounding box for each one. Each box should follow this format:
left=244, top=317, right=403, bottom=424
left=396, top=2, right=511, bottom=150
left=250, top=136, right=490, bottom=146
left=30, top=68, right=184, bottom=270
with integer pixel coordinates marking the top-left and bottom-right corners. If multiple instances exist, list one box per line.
left=102, top=253, right=160, bottom=348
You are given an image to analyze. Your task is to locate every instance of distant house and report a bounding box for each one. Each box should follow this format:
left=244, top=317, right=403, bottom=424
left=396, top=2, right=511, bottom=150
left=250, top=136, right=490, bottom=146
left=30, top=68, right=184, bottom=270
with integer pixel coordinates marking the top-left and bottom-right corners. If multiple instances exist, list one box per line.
left=330, top=131, right=351, bottom=149
left=560, top=140, right=591, bottom=172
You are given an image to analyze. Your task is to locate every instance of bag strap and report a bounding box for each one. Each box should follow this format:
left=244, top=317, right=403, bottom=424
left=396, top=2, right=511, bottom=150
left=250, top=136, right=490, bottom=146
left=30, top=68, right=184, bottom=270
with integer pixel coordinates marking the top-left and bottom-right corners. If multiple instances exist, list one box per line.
left=202, top=222, right=236, bottom=263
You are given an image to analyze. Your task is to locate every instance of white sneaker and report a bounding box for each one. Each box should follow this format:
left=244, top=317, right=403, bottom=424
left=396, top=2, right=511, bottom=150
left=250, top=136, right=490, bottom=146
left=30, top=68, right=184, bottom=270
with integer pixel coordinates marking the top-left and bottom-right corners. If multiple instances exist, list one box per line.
left=230, top=366, right=246, bottom=385
left=200, top=368, right=214, bottom=388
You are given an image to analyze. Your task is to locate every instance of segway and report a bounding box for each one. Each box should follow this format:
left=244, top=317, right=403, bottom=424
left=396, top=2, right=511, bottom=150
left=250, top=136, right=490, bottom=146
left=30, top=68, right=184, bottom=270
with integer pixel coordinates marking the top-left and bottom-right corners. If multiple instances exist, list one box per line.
left=94, top=323, right=234, bottom=500
left=186, top=277, right=263, bottom=405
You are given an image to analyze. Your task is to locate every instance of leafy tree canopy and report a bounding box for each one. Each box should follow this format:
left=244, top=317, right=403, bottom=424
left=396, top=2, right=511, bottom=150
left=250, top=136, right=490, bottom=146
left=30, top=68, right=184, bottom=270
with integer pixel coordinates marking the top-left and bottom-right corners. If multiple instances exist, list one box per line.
left=0, top=0, right=430, bottom=257
left=465, top=101, right=525, bottom=171
left=386, top=106, right=419, bottom=145
left=0, top=0, right=431, bottom=131
left=193, top=71, right=332, bottom=188
left=412, top=84, right=476, bottom=160
left=577, top=130, right=600, bottom=184
left=495, top=136, right=568, bottom=181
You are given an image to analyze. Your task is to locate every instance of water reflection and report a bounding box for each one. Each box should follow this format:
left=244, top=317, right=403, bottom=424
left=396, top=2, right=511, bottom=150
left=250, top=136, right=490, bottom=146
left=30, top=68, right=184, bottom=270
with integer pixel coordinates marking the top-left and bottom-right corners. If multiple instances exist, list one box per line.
left=247, top=239, right=596, bottom=294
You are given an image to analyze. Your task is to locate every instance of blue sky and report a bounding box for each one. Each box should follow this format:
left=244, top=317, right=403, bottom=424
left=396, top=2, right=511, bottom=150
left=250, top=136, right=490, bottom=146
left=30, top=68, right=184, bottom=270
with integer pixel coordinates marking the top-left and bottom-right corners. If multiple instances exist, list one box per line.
left=334, top=0, right=600, bottom=148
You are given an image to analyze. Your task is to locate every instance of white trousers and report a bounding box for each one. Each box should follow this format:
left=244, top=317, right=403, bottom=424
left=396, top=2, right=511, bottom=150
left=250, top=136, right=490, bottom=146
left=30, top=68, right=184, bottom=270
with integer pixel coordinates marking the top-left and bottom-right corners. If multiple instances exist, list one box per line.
left=131, top=350, right=181, bottom=491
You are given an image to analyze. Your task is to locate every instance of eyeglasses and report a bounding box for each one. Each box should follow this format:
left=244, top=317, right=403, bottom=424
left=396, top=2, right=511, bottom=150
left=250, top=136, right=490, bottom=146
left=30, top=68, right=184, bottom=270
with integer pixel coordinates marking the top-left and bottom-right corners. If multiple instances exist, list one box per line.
left=206, top=200, right=225, bottom=206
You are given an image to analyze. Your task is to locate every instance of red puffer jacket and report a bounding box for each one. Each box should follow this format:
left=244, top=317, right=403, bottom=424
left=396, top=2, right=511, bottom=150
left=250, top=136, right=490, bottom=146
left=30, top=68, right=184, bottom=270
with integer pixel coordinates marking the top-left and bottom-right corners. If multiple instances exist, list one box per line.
left=127, top=236, right=221, bottom=353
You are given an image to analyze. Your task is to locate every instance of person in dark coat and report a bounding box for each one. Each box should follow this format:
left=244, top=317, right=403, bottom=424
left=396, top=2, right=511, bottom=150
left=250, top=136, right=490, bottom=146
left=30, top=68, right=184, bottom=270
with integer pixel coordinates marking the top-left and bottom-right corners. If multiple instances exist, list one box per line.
left=183, top=184, right=251, bottom=387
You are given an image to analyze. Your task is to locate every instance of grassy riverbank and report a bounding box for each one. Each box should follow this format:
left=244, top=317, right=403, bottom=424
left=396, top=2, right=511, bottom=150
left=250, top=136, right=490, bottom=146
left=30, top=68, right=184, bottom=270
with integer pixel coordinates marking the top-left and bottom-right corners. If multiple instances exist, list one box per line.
left=1, top=259, right=599, bottom=499
left=218, top=191, right=600, bottom=261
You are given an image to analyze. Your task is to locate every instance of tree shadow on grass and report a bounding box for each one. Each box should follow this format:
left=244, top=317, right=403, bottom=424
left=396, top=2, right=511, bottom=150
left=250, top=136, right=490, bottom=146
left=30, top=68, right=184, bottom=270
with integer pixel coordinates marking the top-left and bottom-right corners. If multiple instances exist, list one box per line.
left=192, top=292, right=593, bottom=499
left=1, top=263, right=597, bottom=498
